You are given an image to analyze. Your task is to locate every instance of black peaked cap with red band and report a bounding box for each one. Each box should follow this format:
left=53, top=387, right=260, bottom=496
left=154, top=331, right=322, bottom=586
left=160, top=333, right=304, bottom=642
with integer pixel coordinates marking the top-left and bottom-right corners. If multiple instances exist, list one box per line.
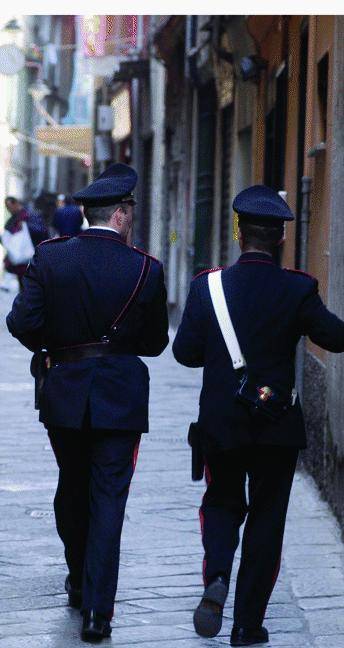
left=233, top=184, right=295, bottom=226
left=73, top=163, right=137, bottom=207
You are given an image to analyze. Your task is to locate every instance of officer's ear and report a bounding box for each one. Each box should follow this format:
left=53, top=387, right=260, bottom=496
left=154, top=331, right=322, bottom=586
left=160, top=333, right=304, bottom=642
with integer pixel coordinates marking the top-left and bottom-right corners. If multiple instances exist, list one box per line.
left=113, top=206, right=124, bottom=225
left=238, top=227, right=244, bottom=248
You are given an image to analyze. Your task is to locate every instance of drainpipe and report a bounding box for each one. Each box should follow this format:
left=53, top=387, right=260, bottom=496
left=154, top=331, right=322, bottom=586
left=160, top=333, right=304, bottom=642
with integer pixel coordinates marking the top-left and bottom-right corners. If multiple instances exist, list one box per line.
left=131, top=16, right=144, bottom=247
left=295, top=176, right=312, bottom=403
left=185, top=16, right=199, bottom=86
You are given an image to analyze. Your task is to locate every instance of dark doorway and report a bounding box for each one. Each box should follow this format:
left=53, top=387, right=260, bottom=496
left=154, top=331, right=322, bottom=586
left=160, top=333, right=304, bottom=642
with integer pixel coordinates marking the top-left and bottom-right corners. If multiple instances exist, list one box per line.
left=317, top=52, right=329, bottom=142
left=264, top=62, right=288, bottom=191
left=295, top=20, right=309, bottom=268
left=193, top=81, right=217, bottom=274
left=220, top=104, right=233, bottom=266
left=139, top=137, right=153, bottom=251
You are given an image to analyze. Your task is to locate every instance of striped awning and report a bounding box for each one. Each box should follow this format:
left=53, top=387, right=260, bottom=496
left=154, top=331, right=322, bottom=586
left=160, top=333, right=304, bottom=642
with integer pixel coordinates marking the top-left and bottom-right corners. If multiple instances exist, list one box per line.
left=35, top=125, right=92, bottom=159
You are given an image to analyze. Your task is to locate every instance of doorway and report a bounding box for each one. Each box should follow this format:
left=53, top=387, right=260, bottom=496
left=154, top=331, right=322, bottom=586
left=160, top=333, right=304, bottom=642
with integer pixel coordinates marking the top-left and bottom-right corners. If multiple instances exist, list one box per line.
left=295, top=20, right=309, bottom=268
left=193, top=81, right=217, bottom=274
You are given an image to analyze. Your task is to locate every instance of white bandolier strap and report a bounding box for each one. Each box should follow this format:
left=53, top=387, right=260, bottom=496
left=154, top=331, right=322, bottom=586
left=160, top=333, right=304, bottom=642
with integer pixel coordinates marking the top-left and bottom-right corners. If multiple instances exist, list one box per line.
left=208, top=270, right=246, bottom=370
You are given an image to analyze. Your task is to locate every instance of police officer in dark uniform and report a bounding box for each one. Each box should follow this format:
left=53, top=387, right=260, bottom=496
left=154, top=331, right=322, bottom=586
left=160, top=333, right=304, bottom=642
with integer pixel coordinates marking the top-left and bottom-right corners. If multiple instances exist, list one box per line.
left=173, top=185, right=344, bottom=646
left=7, top=163, right=169, bottom=643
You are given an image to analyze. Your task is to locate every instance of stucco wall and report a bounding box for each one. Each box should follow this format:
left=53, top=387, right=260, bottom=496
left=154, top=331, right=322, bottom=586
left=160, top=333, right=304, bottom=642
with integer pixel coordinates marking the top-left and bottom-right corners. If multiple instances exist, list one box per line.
left=304, top=16, right=344, bottom=533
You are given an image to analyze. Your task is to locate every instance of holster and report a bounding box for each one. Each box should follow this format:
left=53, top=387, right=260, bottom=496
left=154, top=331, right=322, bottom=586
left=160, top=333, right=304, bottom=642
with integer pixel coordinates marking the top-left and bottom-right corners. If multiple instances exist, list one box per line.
left=188, top=422, right=205, bottom=481
left=30, top=351, right=49, bottom=410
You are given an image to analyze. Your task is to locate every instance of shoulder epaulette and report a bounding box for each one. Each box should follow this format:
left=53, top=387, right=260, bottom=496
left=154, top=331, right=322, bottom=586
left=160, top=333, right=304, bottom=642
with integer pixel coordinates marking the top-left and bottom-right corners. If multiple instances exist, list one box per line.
left=38, top=235, right=71, bottom=247
left=284, top=267, right=315, bottom=280
left=132, top=245, right=160, bottom=263
left=192, top=266, right=223, bottom=280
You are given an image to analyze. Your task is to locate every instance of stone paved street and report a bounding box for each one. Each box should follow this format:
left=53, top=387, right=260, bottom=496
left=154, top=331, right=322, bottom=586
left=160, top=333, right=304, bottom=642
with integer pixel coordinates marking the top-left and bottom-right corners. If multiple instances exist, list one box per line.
left=1, top=288, right=344, bottom=647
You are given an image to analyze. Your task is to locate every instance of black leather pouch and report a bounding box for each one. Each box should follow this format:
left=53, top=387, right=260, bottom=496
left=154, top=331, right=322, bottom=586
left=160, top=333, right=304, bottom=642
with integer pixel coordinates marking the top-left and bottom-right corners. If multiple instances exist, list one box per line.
left=235, top=373, right=291, bottom=422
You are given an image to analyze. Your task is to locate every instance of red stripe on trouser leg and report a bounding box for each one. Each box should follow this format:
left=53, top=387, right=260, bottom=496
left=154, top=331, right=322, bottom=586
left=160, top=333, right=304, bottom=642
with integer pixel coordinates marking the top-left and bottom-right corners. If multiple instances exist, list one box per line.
left=199, top=508, right=207, bottom=586
left=261, top=551, right=282, bottom=622
left=204, top=462, right=212, bottom=486
left=110, top=438, right=141, bottom=621
left=133, top=440, right=140, bottom=472
left=271, top=554, right=282, bottom=590
left=199, top=461, right=212, bottom=586
left=128, top=439, right=141, bottom=496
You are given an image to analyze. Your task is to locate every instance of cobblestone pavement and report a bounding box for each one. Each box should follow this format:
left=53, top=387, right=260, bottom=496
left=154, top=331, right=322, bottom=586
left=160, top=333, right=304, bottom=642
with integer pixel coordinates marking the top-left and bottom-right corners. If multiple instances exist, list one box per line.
left=1, top=288, right=344, bottom=647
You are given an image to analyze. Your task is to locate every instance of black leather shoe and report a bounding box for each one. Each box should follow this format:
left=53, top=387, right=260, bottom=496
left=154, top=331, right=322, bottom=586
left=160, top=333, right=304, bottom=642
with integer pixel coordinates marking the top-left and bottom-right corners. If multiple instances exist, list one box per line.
left=230, top=625, right=269, bottom=646
left=81, top=610, right=112, bottom=643
left=193, top=575, right=228, bottom=638
left=65, top=575, right=82, bottom=609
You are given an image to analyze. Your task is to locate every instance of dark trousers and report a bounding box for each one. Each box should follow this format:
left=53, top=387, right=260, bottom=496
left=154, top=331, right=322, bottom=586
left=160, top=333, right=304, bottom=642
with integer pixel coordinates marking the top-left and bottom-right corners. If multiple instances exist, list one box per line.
left=48, top=422, right=140, bottom=618
left=200, top=445, right=298, bottom=628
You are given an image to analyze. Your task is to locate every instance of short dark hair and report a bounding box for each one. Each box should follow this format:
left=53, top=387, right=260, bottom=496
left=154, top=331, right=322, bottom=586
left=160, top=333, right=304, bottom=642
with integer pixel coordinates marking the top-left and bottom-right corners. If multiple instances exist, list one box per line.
left=83, top=203, right=126, bottom=226
left=238, top=217, right=284, bottom=254
left=5, top=196, right=20, bottom=205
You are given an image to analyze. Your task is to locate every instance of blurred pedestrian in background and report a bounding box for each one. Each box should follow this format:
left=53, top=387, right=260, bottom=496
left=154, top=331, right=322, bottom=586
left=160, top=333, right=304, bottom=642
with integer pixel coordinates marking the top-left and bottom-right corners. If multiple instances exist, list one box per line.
left=34, top=191, right=59, bottom=237
left=56, top=193, right=65, bottom=209
left=2, top=196, right=48, bottom=290
left=53, top=194, right=84, bottom=237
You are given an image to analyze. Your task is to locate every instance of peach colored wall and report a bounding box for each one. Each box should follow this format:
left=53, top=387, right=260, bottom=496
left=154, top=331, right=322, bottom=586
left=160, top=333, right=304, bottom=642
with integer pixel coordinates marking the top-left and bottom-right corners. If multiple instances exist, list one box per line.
left=305, top=16, right=333, bottom=361
left=283, top=16, right=303, bottom=269
left=252, top=78, right=265, bottom=183
left=249, top=15, right=334, bottom=363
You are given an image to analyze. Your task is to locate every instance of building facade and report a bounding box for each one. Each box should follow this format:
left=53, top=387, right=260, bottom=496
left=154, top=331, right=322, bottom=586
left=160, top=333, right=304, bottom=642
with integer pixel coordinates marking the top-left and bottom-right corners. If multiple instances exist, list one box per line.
left=9, top=14, right=341, bottom=528
left=235, top=15, right=344, bottom=526
left=0, top=14, right=91, bottom=233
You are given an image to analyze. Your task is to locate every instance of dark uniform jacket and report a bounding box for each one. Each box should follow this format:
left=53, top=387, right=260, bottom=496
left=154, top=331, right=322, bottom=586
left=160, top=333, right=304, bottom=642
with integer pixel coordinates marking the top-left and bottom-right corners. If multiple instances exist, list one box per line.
left=173, top=251, right=344, bottom=450
left=7, top=228, right=169, bottom=432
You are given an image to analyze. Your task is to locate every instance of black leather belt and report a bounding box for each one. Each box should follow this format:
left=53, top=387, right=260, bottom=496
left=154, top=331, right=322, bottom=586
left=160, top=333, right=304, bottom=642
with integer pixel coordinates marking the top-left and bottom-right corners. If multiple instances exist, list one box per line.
left=49, top=254, right=151, bottom=367
left=49, top=340, right=122, bottom=366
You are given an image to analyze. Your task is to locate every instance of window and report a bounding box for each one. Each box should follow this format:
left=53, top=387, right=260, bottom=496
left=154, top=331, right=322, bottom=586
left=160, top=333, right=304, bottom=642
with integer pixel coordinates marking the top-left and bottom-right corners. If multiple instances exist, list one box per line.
left=317, top=52, right=329, bottom=141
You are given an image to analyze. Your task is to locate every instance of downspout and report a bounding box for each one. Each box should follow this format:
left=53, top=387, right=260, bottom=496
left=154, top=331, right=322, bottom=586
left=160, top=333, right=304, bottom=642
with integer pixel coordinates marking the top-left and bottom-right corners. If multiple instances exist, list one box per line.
left=185, top=16, right=199, bottom=87
left=295, top=176, right=312, bottom=403
left=295, top=16, right=316, bottom=405
left=131, top=16, right=144, bottom=247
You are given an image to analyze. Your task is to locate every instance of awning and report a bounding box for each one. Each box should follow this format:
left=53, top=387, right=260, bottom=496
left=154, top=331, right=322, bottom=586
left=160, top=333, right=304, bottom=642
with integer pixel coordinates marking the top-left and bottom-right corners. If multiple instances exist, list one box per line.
left=35, top=125, right=92, bottom=160
left=111, top=86, right=131, bottom=142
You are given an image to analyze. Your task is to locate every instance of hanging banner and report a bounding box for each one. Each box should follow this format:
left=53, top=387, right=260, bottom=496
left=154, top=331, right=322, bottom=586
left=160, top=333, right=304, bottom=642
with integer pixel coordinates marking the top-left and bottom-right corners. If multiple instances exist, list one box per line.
left=81, top=15, right=107, bottom=57
left=80, top=16, right=138, bottom=58
left=63, top=16, right=93, bottom=124
left=109, top=16, right=137, bottom=55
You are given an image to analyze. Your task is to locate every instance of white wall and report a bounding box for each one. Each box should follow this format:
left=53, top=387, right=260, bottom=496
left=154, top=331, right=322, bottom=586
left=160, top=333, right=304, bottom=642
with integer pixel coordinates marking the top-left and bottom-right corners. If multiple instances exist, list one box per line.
left=148, top=56, right=166, bottom=259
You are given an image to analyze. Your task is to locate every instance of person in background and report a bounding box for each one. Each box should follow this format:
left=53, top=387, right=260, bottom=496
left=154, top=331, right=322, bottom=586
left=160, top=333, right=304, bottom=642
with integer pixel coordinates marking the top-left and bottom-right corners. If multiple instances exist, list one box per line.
left=56, top=193, right=65, bottom=208
left=3, top=196, right=48, bottom=289
left=34, top=191, right=59, bottom=237
left=53, top=194, right=84, bottom=238
left=3, top=197, right=29, bottom=287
